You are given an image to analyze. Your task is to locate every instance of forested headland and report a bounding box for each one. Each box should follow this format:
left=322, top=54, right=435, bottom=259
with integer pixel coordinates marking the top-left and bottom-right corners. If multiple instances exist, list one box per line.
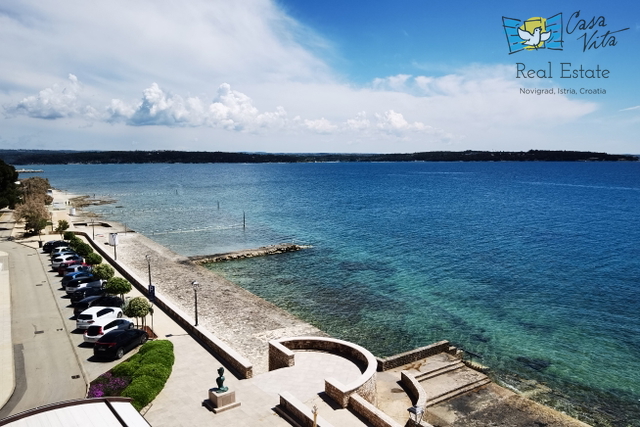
left=0, top=149, right=637, bottom=165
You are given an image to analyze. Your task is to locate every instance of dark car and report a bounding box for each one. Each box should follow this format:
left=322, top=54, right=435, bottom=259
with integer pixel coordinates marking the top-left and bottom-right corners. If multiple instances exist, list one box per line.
left=70, top=286, right=106, bottom=305
left=62, top=271, right=94, bottom=285
left=93, top=329, right=148, bottom=360
left=73, top=295, right=124, bottom=316
left=65, top=277, right=102, bottom=294
left=43, top=240, right=68, bottom=253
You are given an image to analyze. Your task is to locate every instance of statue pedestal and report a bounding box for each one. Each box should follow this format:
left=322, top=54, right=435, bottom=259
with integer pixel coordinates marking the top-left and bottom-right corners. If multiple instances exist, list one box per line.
left=204, top=388, right=241, bottom=413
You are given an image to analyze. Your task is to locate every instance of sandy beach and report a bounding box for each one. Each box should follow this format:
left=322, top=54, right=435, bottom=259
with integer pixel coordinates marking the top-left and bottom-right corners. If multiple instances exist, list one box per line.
left=53, top=190, right=325, bottom=374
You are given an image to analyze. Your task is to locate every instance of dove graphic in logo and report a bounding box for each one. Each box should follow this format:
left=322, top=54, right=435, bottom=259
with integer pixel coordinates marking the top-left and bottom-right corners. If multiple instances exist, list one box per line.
left=518, top=25, right=551, bottom=48
left=503, top=13, right=564, bottom=54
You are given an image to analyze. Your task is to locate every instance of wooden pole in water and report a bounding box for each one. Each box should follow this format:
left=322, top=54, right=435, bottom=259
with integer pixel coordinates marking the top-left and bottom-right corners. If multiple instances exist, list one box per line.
left=243, top=211, right=246, bottom=230
left=217, top=201, right=220, bottom=210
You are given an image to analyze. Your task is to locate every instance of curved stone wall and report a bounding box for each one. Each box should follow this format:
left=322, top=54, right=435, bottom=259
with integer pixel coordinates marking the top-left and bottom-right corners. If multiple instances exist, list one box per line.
left=269, top=336, right=378, bottom=407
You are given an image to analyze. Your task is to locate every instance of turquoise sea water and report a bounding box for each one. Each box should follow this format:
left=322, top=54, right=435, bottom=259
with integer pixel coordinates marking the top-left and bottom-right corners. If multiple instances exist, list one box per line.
left=32, top=162, right=640, bottom=425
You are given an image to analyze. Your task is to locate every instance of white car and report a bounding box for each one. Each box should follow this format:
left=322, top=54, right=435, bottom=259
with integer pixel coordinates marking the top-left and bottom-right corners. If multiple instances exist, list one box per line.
left=76, top=306, right=123, bottom=330
left=83, top=317, right=133, bottom=343
left=52, top=254, right=83, bottom=269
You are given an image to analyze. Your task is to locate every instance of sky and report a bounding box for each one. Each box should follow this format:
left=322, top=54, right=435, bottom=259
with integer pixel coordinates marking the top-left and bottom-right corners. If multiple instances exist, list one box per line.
left=0, top=0, right=638, bottom=154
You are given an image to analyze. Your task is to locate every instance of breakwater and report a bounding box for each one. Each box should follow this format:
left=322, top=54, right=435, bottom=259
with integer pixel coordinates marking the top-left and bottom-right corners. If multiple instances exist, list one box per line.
left=189, top=243, right=307, bottom=264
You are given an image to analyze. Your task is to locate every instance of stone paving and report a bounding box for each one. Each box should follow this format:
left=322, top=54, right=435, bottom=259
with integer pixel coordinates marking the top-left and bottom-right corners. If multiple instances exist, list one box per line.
left=144, top=329, right=368, bottom=427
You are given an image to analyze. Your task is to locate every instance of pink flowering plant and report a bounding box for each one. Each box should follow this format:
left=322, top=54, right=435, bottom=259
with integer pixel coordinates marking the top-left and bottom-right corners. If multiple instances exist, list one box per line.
left=87, top=371, right=131, bottom=398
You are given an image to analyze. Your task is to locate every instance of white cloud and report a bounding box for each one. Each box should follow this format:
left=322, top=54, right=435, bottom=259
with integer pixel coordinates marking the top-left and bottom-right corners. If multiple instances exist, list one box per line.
left=302, top=117, right=337, bottom=134
left=5, top=74, right=85, bottom=119
left=375, top=110, right=426, bottom=134
left=345, top=111, right=370, bottom=131
left=106, top=82, right=289, bottom=131
left=0, top=1, right=618, bottom=153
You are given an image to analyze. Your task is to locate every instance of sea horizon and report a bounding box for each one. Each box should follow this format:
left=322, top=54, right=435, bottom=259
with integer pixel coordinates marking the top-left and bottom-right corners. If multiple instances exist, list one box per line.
left=31, top=161, right=640, bottom=426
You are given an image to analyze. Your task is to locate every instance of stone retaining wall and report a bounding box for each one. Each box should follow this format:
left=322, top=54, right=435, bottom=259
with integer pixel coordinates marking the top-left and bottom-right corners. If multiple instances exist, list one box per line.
left=400, top=371, right=427, bottom=408
left=76, top=231, right=254, bottom=379
left=349, top=394, right=403, bottom=427
left=376, top=341, right=455, bottom=372
left=278, top=392, right=335, bottom=427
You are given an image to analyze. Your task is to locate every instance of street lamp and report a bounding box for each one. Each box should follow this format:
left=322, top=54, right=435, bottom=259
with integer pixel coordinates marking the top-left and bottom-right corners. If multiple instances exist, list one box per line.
left=145, top=255, right=152, bottom=286
left=408, top=405, right=424, bottom=425
left=191, top=281, right=200, bottom=326
left=90, top=218, right=95, bottom=240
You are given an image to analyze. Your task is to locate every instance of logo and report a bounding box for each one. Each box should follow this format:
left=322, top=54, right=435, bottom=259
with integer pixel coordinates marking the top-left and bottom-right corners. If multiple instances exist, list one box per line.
left=503, top=13, right=564, bottom=54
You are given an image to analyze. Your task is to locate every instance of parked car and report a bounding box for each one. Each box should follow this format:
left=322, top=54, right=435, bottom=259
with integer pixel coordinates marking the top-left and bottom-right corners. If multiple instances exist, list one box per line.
left=83, top=318, right=133, bottom=343
left=70, top=287, right=106, bottom=305
left=52, top=254, right=83, bottom=269
left=65, top=277, right=105, bottom=295
left=93, top=329, right=148, bottom=360
left=50, top=247, right=74, bottom=258
left=62, top=271, right=94, bottom=285
left=73, top=294, right=123, bottom=316
left=58, top=263, right=91, bottom=277
left=43, top=240, right=68, bottom=253
left=76, top=306, right=123, bottom=329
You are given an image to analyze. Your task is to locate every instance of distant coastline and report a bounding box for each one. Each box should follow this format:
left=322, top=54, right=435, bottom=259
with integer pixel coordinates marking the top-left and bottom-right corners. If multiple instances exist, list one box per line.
left=1, top=149, right=638, bottom=165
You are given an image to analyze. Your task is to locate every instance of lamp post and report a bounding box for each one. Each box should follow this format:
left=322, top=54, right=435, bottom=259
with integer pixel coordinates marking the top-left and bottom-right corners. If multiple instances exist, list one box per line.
left=192, top=281, right=200, bottom=326
left=90, top=218, right=95, bottom=240
left=145, top=255, right=152, bottom=286
left=408, top=405, right=424, bottom=426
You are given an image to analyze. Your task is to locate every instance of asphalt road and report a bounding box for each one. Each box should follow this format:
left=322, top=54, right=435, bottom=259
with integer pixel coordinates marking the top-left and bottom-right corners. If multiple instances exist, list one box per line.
left=0, top=237, right=86, bottom=418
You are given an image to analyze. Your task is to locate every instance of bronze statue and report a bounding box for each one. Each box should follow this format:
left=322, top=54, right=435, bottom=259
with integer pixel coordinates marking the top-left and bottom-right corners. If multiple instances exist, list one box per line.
left=216, top=367, right=228, bottom=392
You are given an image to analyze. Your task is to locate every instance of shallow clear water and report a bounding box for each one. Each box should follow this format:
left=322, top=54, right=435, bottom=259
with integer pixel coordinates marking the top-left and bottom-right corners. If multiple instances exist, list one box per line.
left=34, top=162, right=640, bottom=425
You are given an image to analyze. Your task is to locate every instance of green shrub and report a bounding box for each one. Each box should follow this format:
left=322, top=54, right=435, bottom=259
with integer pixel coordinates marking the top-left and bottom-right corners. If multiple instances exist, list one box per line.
left=115, top=339, right=175, bottom=411
left=105, top=277, right=132, bottom=299
left=132, top=363, right=172, bottom=382
left=92, top=263, right=115, bottom=281
left=85, top=252, right=103, bottom=265
left=140, top=351, right=174, bottom=368
left=74, top=241, right=93, bottom=257
left=110, top=355, right=142, bottom=378
left=137, top=339, right=173, bottom=355
left=63, top=231, right=75, bottom=240
left=121, top=375, right=166, bottom=411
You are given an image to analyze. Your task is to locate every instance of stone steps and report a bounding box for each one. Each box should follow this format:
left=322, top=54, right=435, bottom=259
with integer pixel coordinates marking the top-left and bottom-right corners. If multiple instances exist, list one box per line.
left=425, top=377, right=492, bottom=407
left=414, top=361, right=466, bottom=382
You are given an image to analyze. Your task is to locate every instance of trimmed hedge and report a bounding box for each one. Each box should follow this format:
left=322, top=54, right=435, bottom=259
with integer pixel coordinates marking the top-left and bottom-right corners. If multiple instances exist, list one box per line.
left=89, top=339, right=175, bottom=411
left=121, top=375, right=167, bottom=410
left=110, top=354, right=142, bottom=378
left=133, top=363, right=172, bottom=382
left=120, top=340, right=174, bottom=411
